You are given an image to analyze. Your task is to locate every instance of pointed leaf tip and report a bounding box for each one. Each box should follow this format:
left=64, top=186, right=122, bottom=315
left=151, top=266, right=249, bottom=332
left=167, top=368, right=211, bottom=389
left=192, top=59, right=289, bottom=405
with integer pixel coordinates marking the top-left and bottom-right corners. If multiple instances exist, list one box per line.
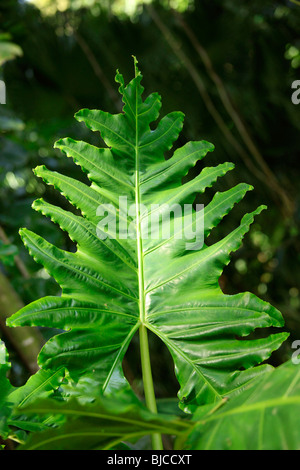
left=115, top=69, right=125, bottom=90
left=33, top=165, right=48, bottom=177
left=132, top=55, right=140, bottom=77
left=32, top=198, right=43, bottom=210
left=53, top=138, right=64, bottom=149
left=19, top=227, right=26, bottom=239
left=74, top=108, right=89, bottom=122
left=255, top=204, right=267, bottom=215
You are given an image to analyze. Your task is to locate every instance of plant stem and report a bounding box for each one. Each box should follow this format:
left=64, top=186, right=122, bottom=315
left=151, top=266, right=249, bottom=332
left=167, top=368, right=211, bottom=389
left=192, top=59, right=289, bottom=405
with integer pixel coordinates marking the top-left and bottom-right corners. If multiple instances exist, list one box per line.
left=133, top=57, right=163, bottom=451
left=139, top=323, right=164, bottom=450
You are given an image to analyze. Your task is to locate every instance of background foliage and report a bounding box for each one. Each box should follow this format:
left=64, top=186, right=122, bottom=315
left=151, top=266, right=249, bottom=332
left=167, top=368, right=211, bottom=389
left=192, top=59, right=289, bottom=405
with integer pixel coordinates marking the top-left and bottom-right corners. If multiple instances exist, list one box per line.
left=0, top=0, right=299, bottom=408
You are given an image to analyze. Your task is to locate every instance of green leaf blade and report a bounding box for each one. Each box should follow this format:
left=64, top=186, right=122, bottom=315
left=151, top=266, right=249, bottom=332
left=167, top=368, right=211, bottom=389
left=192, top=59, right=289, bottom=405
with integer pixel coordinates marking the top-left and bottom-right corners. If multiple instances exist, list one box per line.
left=8, top=60, right=287, bottom=417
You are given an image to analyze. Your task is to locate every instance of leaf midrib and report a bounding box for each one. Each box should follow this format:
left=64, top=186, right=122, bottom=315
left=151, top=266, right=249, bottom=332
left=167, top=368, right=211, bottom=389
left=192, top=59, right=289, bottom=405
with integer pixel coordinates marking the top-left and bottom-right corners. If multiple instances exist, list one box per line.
left=134, top=81, right=146, bottom=324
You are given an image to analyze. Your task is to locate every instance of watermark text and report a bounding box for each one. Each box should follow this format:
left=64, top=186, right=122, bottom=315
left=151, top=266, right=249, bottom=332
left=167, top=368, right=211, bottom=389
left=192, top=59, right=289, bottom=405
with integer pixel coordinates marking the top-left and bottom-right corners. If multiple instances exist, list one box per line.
left=96, top=197, right=204, bottom=250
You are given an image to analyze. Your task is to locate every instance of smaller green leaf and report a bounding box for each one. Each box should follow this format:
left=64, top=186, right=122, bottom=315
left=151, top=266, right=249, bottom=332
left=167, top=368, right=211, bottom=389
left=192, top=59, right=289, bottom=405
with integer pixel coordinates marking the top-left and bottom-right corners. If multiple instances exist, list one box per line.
left=9, top=368, right=65, bottom=410
left=7, top=368, right=66, bottom=437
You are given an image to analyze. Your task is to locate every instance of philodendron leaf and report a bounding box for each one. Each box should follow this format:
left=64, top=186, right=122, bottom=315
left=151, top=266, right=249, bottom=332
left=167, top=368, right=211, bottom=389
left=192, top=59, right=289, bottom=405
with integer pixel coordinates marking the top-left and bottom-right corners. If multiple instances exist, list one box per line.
left=16, top=395, right=191, bottom=450
left=184, top=360, right=300, bottom=450
left=7, top=58, right=288, bottom=412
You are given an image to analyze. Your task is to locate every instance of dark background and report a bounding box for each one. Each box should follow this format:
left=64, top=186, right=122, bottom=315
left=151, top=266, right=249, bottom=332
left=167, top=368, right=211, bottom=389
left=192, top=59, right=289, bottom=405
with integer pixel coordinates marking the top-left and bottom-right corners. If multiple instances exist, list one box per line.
left=0, top=0, right=299, bottom=398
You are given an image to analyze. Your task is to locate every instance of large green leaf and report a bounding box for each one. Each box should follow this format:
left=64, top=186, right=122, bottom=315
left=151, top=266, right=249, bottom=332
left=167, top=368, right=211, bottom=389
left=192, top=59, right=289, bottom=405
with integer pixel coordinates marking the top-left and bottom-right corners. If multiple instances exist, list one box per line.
left=7, top=59, right=288, bottom=412
left=184, top=360, right=300, bottom=450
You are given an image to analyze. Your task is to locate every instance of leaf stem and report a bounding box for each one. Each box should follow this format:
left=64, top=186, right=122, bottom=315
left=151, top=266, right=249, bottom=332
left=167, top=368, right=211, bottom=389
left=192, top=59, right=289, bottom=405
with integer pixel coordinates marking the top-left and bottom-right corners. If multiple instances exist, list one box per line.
left=139, top=323, right=164, bottom=450
left=134, top=57, right=163, bottom=450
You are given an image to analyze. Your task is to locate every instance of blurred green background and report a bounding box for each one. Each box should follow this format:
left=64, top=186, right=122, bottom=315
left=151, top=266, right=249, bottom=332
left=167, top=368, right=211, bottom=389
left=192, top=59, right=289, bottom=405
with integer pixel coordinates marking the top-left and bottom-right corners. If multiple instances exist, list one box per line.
left=0, top=0, right=299, bottom=397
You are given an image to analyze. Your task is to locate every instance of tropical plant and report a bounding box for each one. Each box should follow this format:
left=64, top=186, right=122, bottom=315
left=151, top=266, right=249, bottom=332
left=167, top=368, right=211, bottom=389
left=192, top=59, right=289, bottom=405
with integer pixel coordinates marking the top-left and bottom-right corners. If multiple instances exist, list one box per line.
left=1, top=58, right=298, bottom=451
